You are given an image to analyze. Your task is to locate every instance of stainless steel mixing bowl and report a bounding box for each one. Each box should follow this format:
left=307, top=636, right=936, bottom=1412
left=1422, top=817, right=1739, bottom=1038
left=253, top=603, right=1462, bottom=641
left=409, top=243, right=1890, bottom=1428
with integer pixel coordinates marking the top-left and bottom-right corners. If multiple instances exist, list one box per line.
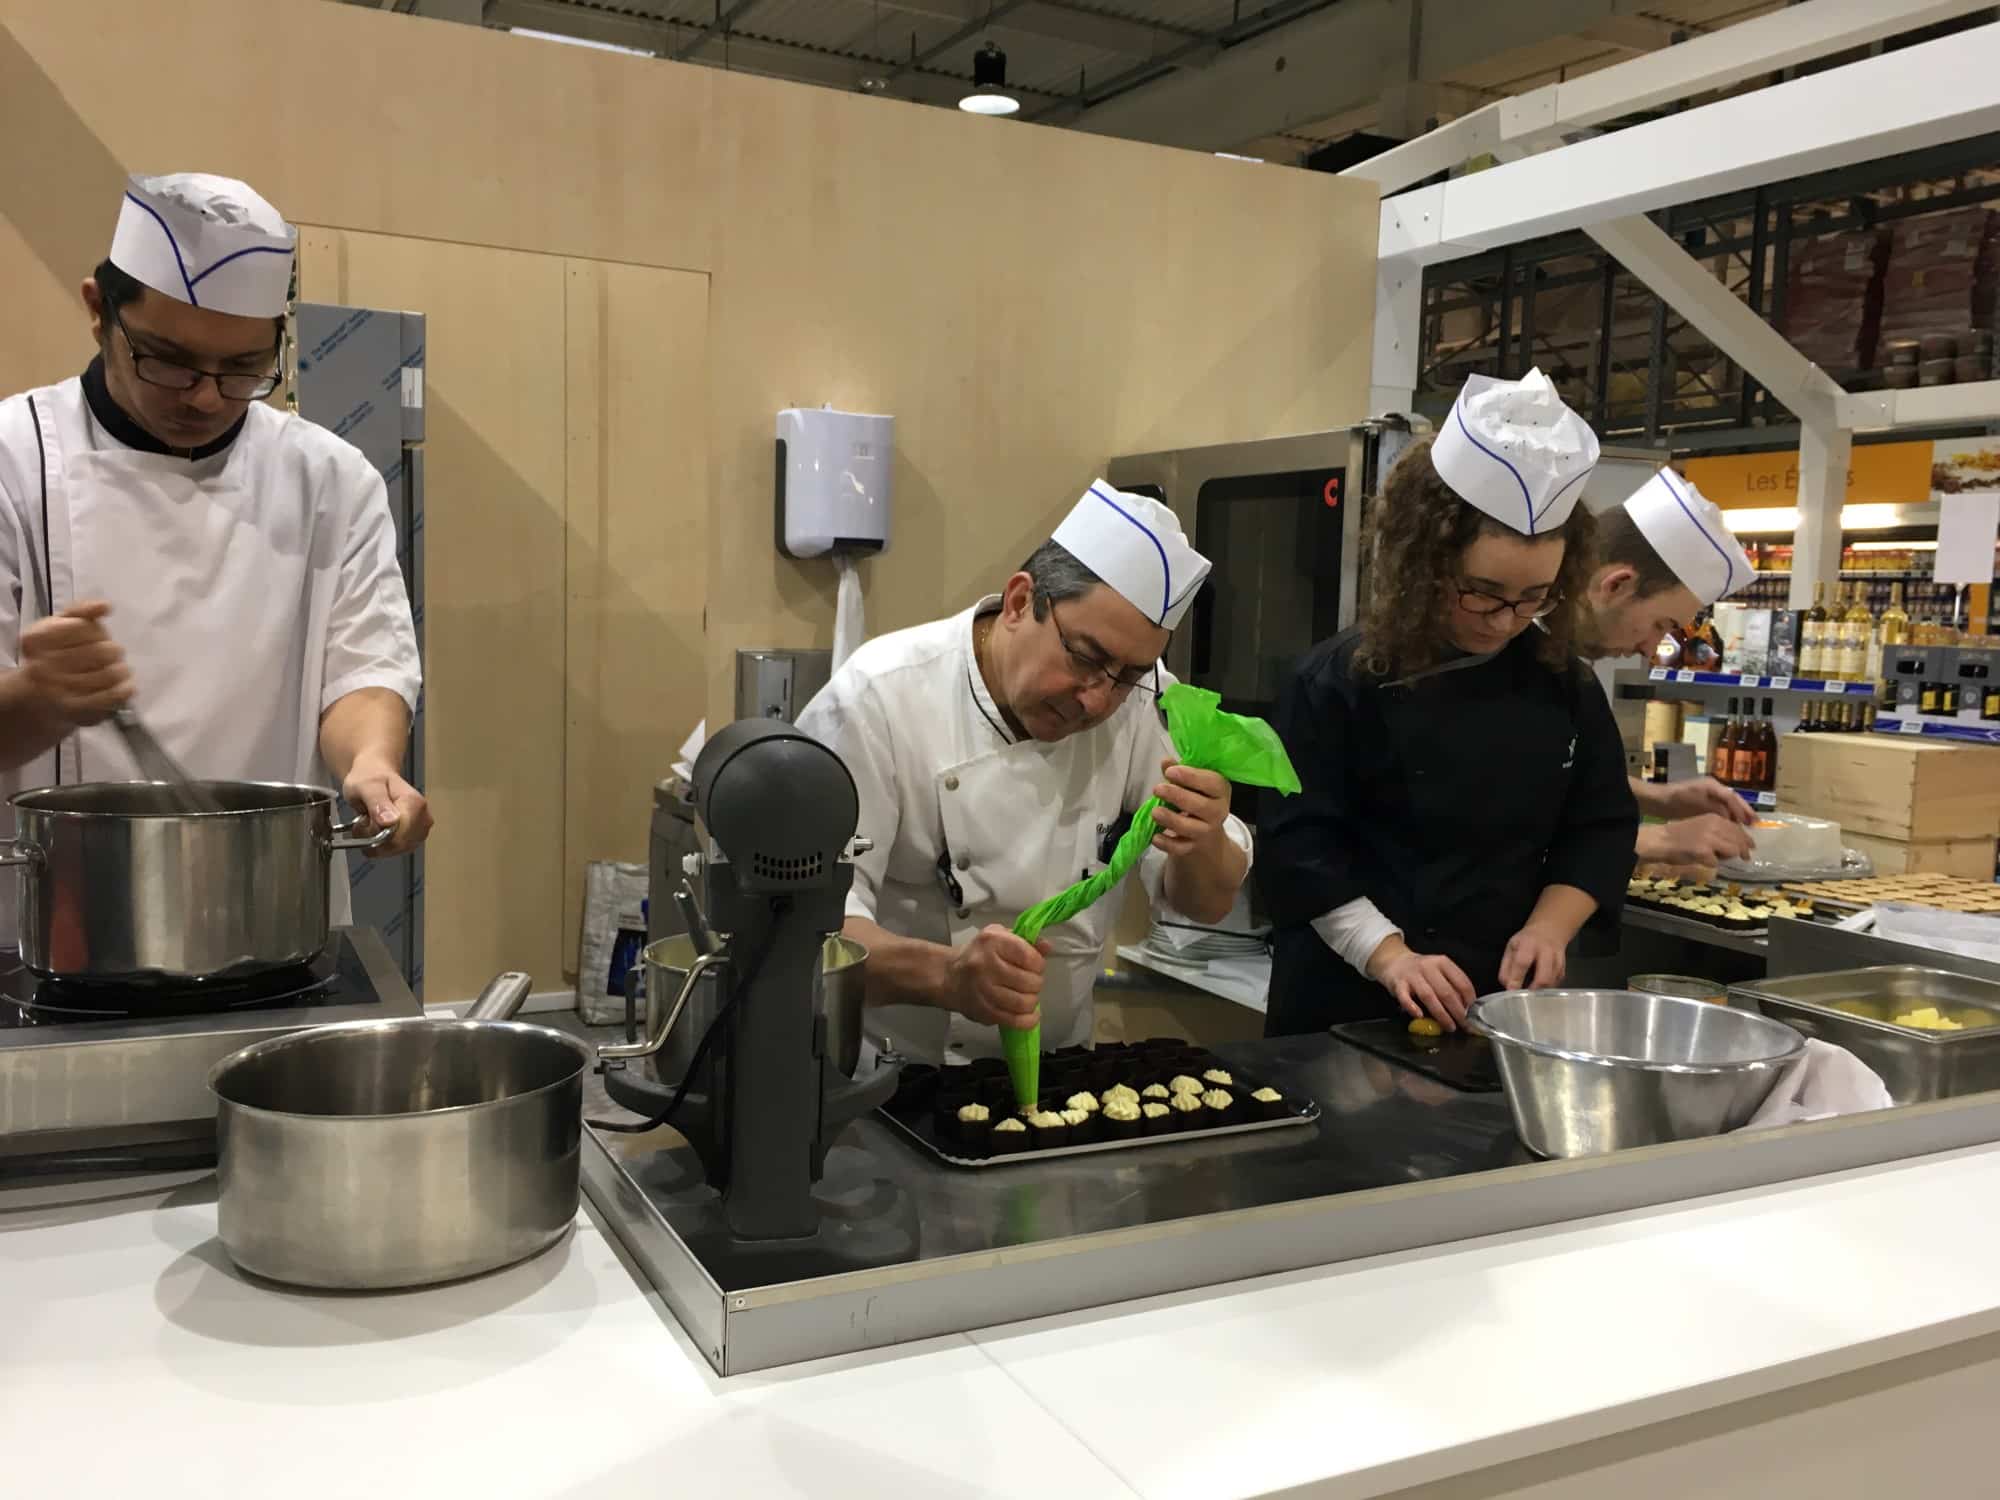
left=1466, top=988, right=1805, bottom=1159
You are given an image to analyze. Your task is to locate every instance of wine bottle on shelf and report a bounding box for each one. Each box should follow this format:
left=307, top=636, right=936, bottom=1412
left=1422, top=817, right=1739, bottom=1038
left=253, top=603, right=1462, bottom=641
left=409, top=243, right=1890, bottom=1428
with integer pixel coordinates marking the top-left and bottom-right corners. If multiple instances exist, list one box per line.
left=1758, top=698, right=1779, bottom=789
left=1716, top=697, right=1743, bottom=786
left=1840, top=581, right=1872, bottom=682
left=1801, top=582, right=1829, bottom=678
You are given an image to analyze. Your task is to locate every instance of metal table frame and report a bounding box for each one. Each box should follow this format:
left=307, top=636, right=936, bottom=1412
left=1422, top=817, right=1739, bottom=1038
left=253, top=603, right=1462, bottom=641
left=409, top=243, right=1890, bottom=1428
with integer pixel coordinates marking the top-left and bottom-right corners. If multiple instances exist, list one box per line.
left=584, top=1034, right=2000, bottom=1374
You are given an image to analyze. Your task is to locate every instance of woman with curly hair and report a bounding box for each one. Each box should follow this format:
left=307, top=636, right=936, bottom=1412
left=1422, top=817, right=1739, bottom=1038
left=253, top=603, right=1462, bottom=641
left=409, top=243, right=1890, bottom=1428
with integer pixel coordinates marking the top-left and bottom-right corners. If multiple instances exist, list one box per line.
left=1256, top=371, right=1638, bottom=1036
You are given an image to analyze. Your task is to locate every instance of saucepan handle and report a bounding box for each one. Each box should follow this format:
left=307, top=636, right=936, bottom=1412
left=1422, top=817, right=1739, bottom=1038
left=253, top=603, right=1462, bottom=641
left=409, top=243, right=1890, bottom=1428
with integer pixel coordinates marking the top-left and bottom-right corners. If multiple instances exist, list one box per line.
left=328, top=815, right=396, bottom=854
left=599, top=950, right=728, bottom=1061
left=465, top=971, right=535, bottom=1022
left=0, top=839, right=42, bottom=869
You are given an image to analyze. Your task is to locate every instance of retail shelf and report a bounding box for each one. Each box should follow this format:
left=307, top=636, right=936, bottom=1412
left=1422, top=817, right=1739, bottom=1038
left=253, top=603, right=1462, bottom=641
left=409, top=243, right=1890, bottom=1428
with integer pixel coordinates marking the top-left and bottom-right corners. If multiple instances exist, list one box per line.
left=1874, top=716, right=2000, bottom=745
left=1632, top=667, right=1877, bottom=695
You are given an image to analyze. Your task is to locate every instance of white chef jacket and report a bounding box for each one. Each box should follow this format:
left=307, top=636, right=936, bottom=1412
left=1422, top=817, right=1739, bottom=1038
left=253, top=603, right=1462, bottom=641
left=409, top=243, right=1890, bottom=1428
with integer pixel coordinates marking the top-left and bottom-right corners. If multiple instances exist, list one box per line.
left=793, top=596, right=1253, bottom=1063
left=0, top=368, right=421, bottom=940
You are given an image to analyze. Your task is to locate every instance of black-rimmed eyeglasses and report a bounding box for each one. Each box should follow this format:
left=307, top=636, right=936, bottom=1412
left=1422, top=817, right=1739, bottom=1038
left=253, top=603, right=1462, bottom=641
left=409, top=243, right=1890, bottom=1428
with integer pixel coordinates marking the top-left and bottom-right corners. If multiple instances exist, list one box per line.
left=1043, top=594, right=1160, bottom=697
left=112, top=310, right=282, bottom=402
left=1454, top=582, right=1563, bottom=620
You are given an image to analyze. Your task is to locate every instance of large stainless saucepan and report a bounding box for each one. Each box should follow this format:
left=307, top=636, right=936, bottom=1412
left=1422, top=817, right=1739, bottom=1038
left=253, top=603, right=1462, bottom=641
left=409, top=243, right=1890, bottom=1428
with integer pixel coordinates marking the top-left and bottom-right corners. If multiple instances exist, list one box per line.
left=0, top=781, right=393, bottom=984
left=208, top=972, right=593, bottom=1290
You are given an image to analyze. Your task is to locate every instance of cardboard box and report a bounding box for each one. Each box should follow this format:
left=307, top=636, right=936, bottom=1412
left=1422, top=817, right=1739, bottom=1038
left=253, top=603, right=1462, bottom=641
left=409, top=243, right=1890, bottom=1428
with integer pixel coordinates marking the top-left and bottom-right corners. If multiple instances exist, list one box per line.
left=1767, top=611, right=1802, bottom=676
left=1682, top=714, right=1726, bottom=779
left=1776, top=732, right=2000, bottom=842
left=1844, top=829, right=1999, bottom=880
left=1713, top=603, right=1747, bottom=673
left=1739, top=610, right=1773, bottom=677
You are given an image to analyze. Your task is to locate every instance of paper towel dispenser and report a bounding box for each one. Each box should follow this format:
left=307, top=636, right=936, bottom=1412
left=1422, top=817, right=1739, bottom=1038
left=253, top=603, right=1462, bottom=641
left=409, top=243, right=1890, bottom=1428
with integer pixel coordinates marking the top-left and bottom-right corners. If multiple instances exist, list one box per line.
left=775, top=407, right=893, bottom=558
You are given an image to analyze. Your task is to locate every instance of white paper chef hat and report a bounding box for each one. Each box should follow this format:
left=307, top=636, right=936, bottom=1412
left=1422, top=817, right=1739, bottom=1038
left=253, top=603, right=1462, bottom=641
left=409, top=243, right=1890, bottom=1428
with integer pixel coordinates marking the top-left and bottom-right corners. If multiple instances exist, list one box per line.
left=1049, top=481, right=1211, bottom=631
left=1431, top=368, right=1600, bottom=536
left=1623, top=467, right=1754, bottom=607
left=108, top=173, right=296, bottom=318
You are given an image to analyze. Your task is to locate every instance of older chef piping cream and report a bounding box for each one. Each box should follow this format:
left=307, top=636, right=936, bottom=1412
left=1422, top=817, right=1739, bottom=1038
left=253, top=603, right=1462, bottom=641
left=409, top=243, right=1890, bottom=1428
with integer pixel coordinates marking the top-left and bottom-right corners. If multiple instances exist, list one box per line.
left=0, top=173, right=428, bottom=934
left=795, top=483, right=1253, bottom=1064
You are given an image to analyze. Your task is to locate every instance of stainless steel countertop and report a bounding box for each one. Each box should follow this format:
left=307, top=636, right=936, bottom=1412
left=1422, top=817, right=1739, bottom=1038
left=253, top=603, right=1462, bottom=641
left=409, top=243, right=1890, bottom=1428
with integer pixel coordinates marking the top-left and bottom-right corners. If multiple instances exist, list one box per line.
left=596, top=1032, right=1528, bottom=1279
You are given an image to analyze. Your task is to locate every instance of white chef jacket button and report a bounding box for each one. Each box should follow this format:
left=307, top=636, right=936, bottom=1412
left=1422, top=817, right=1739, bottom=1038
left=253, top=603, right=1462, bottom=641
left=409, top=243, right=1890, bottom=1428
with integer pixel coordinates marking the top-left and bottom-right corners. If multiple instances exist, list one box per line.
left=944, top=775, right=960, bottom=791
left=956, top=907, right=970, bottom=920
left=955, top=855, right=970, bottom=870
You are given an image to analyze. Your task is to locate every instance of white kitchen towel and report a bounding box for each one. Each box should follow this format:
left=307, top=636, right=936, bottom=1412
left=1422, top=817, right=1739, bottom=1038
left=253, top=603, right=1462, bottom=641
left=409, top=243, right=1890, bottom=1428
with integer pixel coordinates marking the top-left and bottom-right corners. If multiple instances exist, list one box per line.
left=1739, top=1038, right=1893, bottom=1131
left=833, top=554, right=865, bottom=671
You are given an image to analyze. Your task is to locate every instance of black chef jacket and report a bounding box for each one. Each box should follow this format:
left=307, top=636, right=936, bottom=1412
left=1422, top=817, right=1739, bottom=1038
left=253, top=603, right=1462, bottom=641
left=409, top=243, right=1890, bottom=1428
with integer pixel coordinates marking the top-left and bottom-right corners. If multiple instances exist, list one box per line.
left=1256, top=627, right=1637, bottom=1036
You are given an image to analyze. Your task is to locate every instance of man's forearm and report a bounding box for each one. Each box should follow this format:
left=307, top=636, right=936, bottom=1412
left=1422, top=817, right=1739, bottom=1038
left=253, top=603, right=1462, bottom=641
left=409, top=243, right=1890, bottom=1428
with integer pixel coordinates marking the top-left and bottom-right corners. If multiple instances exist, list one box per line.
left=1163, top=835, right=1248, bottom=926
left=1524, top=883, right=1599, bottom=945
left=0, top=670, right=73, bottom=773
left=1628, top=776, right=1671, bottom=819
left=1634, top=823, right=1675, bottom=864
left=318, top=687, right=410, bottom=784
left=845, top=916, right=951, bottom=1011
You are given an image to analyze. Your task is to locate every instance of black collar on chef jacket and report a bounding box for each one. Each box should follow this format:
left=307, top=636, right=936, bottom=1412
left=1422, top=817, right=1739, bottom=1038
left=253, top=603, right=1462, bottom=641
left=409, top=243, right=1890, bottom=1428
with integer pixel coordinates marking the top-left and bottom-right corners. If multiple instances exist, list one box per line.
left=82, top=355, right=247, bottom=462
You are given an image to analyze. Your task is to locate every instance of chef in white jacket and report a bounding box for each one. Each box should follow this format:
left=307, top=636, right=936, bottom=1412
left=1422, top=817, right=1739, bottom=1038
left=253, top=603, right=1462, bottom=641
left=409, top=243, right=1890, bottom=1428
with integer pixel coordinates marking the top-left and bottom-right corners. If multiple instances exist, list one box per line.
left=795, top=481, right=1253, bottom=1063
left=0, top=172, right=427, bottom=930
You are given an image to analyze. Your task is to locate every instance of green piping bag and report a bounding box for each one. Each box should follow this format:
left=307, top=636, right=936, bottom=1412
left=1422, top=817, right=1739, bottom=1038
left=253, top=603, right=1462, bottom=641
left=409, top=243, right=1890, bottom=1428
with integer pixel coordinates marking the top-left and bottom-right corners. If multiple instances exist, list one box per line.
left=1001, top=684, right=1302, bottom=1110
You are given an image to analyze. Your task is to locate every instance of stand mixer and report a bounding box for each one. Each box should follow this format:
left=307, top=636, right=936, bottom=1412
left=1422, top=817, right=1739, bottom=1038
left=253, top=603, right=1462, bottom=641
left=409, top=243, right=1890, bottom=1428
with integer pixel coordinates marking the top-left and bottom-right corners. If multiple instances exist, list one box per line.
left=599, top=718, right=913, bottom=1276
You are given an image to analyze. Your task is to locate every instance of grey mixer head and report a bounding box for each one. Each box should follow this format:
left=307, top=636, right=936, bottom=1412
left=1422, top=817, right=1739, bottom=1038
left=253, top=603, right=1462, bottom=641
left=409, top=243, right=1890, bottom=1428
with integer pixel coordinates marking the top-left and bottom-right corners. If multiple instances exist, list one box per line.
left=691, top=718, right=859, bottom=896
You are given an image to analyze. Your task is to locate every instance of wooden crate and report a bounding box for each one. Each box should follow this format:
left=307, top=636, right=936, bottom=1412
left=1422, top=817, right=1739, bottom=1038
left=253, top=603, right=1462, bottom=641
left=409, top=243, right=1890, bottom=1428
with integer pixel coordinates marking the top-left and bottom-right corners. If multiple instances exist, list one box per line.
left=1776, top=732, right=2000, bottom=842
left=1844, top=829, right=2000, bottom=880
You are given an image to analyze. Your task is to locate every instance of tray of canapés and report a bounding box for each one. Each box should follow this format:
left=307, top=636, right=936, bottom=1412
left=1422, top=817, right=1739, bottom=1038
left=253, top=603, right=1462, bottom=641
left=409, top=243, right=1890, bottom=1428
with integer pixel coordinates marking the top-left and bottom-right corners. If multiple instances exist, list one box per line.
left=1779, top=875, right=2000, bottom=915
left=1626, top=875, right=1819, bottom=935
left=879, top=1039, right=1319, bottom=1168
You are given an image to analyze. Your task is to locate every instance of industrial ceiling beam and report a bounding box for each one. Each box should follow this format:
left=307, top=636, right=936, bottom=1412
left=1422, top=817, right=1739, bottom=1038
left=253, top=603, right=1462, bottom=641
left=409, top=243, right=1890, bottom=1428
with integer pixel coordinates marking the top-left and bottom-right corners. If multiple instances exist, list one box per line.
left=1378, top=21, right=2000, bottom=267
left=1048, top=0, right=1598, bottom=146
left=883, top=0, right=1030, bottom=82
left=866, top=0, right=1207, bottom=57
left=482, top=0, right=1038, bottom=107
left=673, top=0, right=772, bottom=63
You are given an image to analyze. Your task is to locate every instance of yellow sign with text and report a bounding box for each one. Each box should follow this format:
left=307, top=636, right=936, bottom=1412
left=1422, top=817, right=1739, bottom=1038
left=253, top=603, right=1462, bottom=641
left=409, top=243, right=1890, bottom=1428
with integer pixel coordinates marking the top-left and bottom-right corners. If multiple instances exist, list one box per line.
left=1684, top=441, right=1932, bottom=509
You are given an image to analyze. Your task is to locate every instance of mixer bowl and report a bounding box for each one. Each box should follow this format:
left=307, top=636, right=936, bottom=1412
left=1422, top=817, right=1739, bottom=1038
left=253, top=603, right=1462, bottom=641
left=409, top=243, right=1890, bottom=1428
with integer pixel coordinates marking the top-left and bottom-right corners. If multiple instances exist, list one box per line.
left=1466, top=988, right=1805, bottom=1159
left=638, top=934, right=867, bottom=1083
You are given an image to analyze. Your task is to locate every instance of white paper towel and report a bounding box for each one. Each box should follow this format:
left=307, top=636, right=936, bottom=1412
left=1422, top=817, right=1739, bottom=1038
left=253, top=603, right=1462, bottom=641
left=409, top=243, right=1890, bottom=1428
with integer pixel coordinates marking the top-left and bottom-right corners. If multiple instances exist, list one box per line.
left=1739, top=1039, right=1893, bottom=1130
left=833, top=554, right=865, bottom=670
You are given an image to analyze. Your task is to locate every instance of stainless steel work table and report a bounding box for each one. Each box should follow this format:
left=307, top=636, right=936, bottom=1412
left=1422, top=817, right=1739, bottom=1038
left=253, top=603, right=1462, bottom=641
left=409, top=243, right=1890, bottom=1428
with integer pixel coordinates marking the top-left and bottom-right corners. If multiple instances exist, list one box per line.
left=584, top=1027, right=2000, bottom=1374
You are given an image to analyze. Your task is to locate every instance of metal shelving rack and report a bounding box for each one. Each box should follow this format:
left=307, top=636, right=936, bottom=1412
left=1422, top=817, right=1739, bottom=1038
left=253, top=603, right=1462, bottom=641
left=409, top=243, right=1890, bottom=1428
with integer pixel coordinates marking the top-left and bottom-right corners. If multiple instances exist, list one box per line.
left=1415, top=133, right=2000, bottom=450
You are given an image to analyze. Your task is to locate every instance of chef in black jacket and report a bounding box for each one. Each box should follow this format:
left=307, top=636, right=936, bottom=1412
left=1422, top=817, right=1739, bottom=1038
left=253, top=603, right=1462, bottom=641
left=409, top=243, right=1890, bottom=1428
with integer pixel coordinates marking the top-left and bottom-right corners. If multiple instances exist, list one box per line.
left=1258, top=369, right=1638, bottom=1035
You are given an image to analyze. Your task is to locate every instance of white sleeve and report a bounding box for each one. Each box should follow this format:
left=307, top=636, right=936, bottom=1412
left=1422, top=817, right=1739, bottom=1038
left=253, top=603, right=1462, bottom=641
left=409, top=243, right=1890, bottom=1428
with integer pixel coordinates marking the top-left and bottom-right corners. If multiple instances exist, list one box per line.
left=793, top=673, right=897, bottom=924
left=321, top=455, right=420, bottom=714
left=1310, top=898, right=1402, bottom=977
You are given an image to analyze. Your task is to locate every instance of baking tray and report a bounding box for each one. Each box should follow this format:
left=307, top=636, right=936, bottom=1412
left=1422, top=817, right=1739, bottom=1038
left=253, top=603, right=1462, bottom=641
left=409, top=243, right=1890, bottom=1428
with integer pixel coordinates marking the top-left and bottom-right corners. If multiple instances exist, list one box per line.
left=1732, top=966, right=2000, bottom=1103
left=880, top=1042, right=1318, bottom=1169
left=1329, top=1017, right=1502, bottom=1092
left=877, top=1098, right=1319, bottom=1168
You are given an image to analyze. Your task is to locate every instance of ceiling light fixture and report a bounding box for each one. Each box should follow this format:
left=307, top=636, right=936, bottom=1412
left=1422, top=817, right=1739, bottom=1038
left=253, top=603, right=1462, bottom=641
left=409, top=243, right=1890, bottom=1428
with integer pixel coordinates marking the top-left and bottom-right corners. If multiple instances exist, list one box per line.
left=959, top=42, right=1020, bottom=116
left=509, top=27, right=654, bottom=58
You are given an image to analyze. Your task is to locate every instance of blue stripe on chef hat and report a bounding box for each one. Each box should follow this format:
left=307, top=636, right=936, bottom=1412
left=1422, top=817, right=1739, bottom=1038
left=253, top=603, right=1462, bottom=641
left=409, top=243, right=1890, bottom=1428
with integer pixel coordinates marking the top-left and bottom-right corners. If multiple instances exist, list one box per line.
left=1657, top=466, right=1742, bottom=597
left=1086, top=481, right=1173, bottom=623
left=1449, top=401, right=1538, bottom=534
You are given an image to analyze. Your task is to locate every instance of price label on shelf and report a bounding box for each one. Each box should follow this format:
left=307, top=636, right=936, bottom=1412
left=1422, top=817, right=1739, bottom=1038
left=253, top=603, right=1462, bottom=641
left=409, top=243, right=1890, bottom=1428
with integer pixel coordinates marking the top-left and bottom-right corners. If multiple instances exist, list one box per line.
left=1770, top=676, right=1792, bottom=691
left=1674, top=670, right=1696, bottom=683
left=1648, top=668, right=1667, bottom=682
left=1900, top=718, right=1924, bottom=735
left=1738, top=674, right=1757, bottom=687
left=1821, top=681, right=1846, bottom=694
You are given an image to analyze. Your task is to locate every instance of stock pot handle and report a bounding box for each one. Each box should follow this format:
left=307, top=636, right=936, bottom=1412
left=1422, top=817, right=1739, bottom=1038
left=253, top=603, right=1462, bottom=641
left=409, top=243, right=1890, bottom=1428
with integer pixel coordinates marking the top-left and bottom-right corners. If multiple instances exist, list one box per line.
left=0, top=840, right=42, bottom=868
left=329, top=816, right=396, bottom=853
